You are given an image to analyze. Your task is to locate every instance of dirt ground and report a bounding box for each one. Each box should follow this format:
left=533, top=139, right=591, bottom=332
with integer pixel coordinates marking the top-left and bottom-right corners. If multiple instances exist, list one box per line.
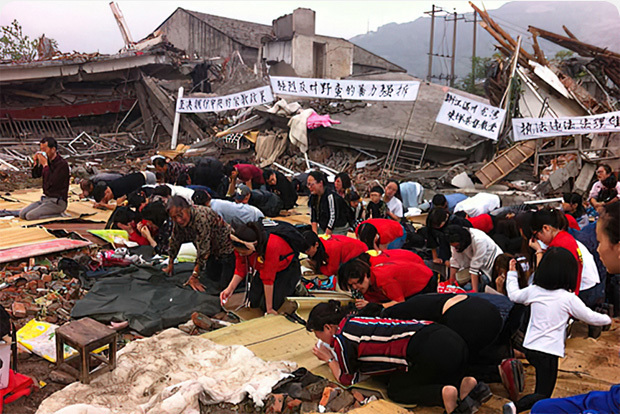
left=0, top=170, right=41, bottom=193
left=4, top=355, right=65, bottom=414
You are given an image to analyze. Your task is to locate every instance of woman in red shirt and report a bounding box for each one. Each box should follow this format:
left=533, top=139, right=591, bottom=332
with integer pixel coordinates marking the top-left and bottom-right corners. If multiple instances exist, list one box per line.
left=530, top=208, right=583, bottom=294
left=220, top=221, right=301, bottom=314
left=337, top=251, right=435, bottom=309
left=302, top=232, right=368, bottom=276
left=355, top=218, right=404, bottom=250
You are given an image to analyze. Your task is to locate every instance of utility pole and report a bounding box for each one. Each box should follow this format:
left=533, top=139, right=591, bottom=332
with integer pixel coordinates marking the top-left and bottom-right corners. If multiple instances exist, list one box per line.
left=445, top=10, right=465, bottom=87
left=426, top=5, right=436, bottom=82
left=472, top=11, right=477, bottom=83
left=450, top=11, right=457, bottom=87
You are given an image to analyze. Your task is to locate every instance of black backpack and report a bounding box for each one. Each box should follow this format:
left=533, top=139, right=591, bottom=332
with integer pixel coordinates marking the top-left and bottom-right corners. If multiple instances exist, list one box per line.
left=263, top=220, right=310, bottom=255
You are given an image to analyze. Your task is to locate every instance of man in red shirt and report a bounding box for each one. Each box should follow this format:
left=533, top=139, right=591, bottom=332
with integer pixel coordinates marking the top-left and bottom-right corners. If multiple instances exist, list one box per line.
left=19, top=137, right=70, bottom=220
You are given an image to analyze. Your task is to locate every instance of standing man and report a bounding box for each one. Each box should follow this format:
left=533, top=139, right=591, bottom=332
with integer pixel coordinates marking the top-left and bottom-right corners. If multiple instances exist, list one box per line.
left=164, top=196, right=236, bottom=291
left=20, top=137, right=70, bottom=220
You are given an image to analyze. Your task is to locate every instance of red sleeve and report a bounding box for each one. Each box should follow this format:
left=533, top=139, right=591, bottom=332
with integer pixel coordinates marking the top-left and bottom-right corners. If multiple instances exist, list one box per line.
left=259, top=235, right=293, bottom=285
left=565, top=214, right=580, bottom=231
left=234, top=251, right=249, bottom=278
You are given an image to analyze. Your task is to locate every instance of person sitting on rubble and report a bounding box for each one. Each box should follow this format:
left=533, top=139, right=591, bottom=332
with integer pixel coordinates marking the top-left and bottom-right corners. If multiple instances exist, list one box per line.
left=588, top=164, right=620, bottom=211
left=153, top=158, right=191, bottom=185
left=91, top=171, right=157, bottom=210
left=19, top=137, right=70, bottom=221
left=234, top=184, right=283, bottom=217
left=562, top=192, right=588, bottom=230
left=79, top=172, right=123, bottom=199
left=263, top=168, right=298, bottom=210
left=137, top=201, right=173, bottom=255
left=356, top=218, right=405, bottom=250
left=338, top=250, right=435, bottom=309
left=307, top=300, right=492, bottom=413
left=220, top=221, right=303, bottom=314
left=383, top=179, right=404, bottom=220
left=334, top=172, right=352, bottom=199
left=224, top=162, right=264, bottom=195
left=596, top=174, right=619, bottom=205
left=366, top=185, right=388, bottom=219
left=302, top=231, right=368, bottom=277
left=445, top=224, right=503, bottom=292
left=164, top=196, right=235, bottom=292
left=308, top=171, right=349, bottom=236
left=193, top=189, right=264, bottom=224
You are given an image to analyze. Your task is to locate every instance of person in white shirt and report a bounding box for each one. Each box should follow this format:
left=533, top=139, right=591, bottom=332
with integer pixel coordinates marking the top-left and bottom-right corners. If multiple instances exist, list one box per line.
left=191, top=189, right=264, bottom=224
left=446, top=225, right=503, bottom=292
left=383, top=179, right=404, bottom=220
left=503, top=247, right=611, bottom=414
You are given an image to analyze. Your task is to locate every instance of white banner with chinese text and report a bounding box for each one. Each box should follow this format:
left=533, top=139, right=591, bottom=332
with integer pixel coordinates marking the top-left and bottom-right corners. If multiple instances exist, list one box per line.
left=176, top=85, right=274, bottom=113
left=512, top=111, right=620, bottom=141
left=435, top=92, right=506, bottom=140
left=270, top=76, right=420, bottom=101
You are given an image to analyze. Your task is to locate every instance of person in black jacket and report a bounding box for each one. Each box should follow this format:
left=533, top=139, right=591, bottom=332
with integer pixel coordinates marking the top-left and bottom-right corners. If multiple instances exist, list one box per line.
left=263, top=168, right=297, bottom=210
left=307, top=171, right=349, bottom=235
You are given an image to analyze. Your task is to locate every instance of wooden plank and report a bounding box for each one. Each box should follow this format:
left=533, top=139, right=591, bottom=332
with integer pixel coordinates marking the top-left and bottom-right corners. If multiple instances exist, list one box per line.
left=475, top=140, right=536, bottom=187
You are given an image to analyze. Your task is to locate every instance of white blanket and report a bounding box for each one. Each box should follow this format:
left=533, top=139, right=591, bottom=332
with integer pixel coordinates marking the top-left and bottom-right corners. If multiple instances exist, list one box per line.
left=37, top=329, right=295, bottom=414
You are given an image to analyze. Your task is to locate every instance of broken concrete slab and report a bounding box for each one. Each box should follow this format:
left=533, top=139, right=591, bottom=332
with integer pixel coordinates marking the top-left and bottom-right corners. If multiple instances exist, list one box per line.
left=548, top=159, right=580, bottom=190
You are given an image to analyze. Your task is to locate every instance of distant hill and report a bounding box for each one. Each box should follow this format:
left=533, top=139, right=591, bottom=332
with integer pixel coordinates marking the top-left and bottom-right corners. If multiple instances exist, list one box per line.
left=350, top=1, right=620, bottom=81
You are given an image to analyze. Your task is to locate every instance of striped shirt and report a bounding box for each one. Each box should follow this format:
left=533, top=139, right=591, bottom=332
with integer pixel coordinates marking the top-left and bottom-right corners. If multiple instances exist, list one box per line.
left=333, top=316, right=433, bottom=386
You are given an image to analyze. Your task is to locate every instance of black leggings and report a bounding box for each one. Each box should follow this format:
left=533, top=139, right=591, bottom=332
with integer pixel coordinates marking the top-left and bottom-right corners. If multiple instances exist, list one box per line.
left=248, top=256, right=301, bottom=311
left=387, top=324, right=468, bottom=407
left=515, top=348, right=558, bottom=412
left=200, top=253, right=236, bottom=291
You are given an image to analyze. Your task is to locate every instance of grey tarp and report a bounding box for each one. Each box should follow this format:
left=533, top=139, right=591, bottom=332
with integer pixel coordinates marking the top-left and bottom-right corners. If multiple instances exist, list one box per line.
left=71, top=263, right=222, bottom=335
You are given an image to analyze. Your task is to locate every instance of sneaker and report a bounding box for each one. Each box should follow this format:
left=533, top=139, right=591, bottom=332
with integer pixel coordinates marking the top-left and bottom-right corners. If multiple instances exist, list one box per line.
left=499, top=358, right=525, bottom=401
left=503, top=401, right=517, bottom=414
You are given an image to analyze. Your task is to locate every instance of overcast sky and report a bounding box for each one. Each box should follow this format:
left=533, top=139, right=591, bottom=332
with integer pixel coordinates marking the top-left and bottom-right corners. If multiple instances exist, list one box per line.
left=0, top=0, right=518, bottom=54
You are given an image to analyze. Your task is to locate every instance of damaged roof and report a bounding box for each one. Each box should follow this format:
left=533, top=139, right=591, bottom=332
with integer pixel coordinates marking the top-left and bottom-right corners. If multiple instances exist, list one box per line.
left=328, top=72, right=491, bottom=151
left=352, top=44, right=407, bottom=73
left=157, top=8, right=274, bottom=49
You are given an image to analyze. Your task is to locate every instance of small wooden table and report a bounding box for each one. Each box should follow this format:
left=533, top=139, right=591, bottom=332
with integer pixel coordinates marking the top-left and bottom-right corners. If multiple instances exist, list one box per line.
left=55, top=317, right=117, bottom=384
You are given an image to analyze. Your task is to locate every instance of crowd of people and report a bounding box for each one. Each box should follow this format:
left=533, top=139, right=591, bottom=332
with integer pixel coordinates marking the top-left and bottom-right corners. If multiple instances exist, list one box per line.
left=17, top=138, right=620, bottom=413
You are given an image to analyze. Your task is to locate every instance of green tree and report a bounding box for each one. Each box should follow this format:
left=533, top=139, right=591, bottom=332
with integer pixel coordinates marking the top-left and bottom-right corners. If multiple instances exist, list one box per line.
left=0, top=19, right=37, bottom=61
left=553, top=49, right=574, bottom=62
left=455, top=56, right=492, bottom=96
